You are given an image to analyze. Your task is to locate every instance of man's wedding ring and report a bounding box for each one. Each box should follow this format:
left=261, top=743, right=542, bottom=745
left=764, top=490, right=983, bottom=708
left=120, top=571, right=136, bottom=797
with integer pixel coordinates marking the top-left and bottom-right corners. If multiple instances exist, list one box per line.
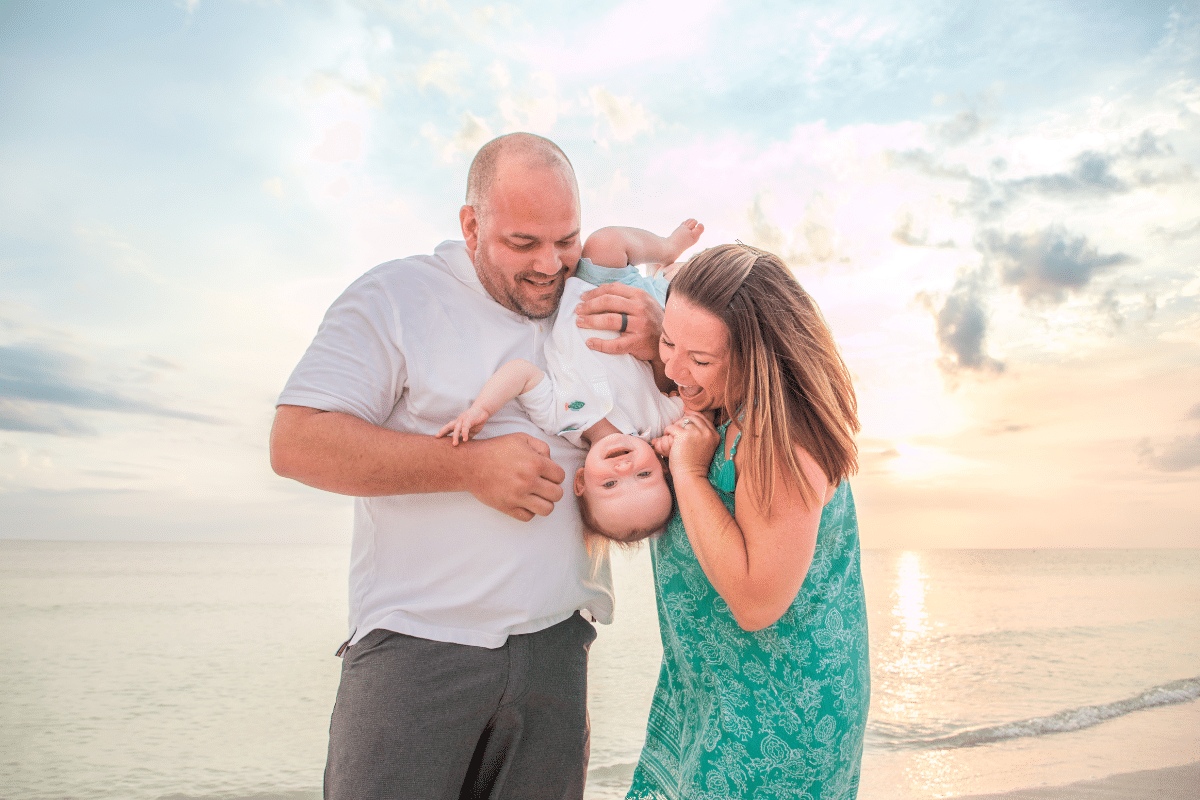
left=618, top=312, right=628, bottom=333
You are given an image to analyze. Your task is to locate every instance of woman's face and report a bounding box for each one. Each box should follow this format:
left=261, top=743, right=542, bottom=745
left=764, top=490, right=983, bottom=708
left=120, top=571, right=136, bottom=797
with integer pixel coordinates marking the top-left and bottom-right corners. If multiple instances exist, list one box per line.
left=660, top=295, right=732, bottom=414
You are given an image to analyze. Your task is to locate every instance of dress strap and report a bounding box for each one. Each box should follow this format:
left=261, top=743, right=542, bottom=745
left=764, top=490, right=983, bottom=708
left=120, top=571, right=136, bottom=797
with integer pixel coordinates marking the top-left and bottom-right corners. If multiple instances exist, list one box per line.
left=716, top=429, right=741, bottom=493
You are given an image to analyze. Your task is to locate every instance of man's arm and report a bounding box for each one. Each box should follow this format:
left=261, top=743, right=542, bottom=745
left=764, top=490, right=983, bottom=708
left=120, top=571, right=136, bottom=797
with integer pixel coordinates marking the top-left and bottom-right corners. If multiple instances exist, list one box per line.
left=270, top=405, right=565, bottom=522
left=436, top=359, right=545, bottom=445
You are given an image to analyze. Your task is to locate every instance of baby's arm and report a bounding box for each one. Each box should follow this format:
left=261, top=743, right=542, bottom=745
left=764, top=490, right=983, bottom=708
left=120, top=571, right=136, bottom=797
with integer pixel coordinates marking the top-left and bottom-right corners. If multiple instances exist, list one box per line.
left=437, top=359, right=545, bottom=445
left=582, top=219, right=703, bottom=269
left=580, top=418, right=621, bottom=446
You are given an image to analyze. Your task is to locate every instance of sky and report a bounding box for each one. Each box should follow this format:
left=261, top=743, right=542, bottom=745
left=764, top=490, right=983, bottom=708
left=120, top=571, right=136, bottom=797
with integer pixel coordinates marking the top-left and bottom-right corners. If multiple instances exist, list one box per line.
left=1, top=0, right=1197, bottom=548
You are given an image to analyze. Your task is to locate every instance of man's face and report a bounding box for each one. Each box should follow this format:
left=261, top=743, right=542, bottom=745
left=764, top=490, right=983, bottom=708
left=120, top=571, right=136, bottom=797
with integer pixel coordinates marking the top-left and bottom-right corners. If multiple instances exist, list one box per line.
left=462, top=161, right=582, bottom=320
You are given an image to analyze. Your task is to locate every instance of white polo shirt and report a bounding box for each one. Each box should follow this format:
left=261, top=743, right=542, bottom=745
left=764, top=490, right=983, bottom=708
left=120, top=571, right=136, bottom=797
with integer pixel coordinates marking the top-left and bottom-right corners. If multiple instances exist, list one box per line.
left=278, top=241, right=614, bottom=648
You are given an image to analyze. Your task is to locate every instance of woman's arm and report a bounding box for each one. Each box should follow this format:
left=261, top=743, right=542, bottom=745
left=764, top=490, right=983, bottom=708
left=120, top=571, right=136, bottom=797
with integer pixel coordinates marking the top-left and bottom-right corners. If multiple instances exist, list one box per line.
left=666, top=412, right=832, bottom=631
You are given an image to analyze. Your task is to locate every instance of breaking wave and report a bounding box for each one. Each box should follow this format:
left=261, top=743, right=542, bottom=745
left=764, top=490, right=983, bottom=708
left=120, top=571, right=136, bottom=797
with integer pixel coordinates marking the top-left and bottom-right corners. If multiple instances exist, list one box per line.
left=907, top=676, right=1200, bottom=750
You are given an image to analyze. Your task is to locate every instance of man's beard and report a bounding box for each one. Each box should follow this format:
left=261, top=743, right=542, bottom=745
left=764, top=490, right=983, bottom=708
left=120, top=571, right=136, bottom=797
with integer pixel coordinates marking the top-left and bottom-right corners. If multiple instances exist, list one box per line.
left=474, top=250, right=567, bottom=320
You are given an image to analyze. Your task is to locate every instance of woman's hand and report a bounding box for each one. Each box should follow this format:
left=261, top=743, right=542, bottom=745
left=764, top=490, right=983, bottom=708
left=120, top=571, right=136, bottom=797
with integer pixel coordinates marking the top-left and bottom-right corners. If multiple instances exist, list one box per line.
left=661, top=411, right=719, bottom=480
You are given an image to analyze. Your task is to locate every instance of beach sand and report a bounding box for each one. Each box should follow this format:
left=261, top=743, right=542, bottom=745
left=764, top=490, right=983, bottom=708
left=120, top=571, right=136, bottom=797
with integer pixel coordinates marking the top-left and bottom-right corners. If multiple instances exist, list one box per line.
left=952, top=761, right=1200, bottom=800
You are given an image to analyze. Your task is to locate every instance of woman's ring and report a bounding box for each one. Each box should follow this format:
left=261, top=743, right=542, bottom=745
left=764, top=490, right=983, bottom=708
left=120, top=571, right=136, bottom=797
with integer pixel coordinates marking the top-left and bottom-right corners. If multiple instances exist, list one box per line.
left=619, top=312, right=628, bottom=333
left=680, top=418, right=692, bottom=426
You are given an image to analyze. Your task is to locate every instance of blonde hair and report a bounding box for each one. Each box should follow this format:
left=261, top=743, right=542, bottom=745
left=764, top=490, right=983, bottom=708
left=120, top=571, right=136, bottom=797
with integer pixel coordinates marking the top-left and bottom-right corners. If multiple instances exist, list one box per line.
left=577, top=489, right=669, bottom=547
left=667, top=244, right=860, bottom=512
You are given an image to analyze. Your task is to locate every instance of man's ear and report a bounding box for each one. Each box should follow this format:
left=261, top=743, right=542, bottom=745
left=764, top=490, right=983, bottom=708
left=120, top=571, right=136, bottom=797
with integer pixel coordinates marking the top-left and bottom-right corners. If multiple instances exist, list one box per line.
left=460, top=205, right=479, bottom=258
left=573, top=467, right=586, bottom=497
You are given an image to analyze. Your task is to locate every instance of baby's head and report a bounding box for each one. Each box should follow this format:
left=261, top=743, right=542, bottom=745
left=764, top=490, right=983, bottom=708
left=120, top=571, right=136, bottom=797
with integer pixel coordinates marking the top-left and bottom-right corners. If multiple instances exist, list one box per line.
left=574, top=433, right=672, bottom=545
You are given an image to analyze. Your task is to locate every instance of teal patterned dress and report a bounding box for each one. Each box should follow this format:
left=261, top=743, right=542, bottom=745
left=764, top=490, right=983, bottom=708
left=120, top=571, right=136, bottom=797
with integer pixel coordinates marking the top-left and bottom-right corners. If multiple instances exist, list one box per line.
left=627, top=422, right=870, bottom=800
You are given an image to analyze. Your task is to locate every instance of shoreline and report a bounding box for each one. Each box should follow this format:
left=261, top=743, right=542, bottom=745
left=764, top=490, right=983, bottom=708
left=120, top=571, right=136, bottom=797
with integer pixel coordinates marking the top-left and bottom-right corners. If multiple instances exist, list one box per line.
left=951, top=761, right=1200, bottom=800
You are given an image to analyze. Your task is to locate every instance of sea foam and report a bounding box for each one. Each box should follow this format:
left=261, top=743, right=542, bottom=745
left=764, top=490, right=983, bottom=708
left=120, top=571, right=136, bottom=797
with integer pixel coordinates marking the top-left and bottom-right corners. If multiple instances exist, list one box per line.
left=907, top=676, right=1200, bottom=750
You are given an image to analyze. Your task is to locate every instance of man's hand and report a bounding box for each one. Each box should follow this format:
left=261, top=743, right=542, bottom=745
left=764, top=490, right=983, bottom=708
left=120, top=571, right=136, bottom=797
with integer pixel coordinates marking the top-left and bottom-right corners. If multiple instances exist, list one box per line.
left=271, top=406, right=564, bottom=520
left=460, top=433, right=566, bottom=522
left=575, top=283, right=664, bottom=363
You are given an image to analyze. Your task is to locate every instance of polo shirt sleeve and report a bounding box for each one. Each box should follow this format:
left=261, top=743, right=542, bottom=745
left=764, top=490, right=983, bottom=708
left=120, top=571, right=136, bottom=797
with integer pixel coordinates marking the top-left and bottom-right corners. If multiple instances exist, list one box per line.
left=277, top=273, right=406, bottom=427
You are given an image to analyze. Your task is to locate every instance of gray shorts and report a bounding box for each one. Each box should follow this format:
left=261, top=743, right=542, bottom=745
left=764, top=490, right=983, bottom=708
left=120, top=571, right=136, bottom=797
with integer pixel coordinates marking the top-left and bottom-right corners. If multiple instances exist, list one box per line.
left=324, top=612, right=597, bottom=800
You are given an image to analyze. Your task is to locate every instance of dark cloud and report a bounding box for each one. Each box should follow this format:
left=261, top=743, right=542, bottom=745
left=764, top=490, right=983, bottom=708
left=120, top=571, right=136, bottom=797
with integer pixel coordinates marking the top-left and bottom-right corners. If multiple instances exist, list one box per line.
left=893, top=123, right=1190, bottom=226
left=919, top=268, right=1004, bottom=376
left=933, top=110, right=982, bottom=145
left=986, top=421, right=1030, bottom=435
left=888, top=148, right=976, bottom=183
left=1137, top=434, right=1200, bottom=472
left=0, top=341, right=222, bottom=435
left=979, top=227, right=1134, bottom=303
left=0, top=399, right=96, bottom=435
left=142, top=354, right=181, bottom=370
left=1126, top=130, right=1173, bottom=159
left=1098, top=290, right=1123, bottom=330
left=1012, top=151, right=1127, bottom=195
left=1097, top=289, right=1158, bottom=331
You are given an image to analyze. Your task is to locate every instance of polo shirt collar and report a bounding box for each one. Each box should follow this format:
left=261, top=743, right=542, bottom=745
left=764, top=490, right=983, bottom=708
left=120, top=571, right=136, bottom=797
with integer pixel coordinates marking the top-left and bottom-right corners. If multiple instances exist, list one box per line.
left=435, top=240, right=490, bottom=299
left=435, top=239, right=556, bottom=325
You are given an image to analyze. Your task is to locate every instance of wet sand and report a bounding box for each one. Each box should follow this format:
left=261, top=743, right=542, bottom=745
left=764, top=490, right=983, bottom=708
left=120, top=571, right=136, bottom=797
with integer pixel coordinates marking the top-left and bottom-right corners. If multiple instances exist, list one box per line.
left=952, top=761, right=1200, bottom=800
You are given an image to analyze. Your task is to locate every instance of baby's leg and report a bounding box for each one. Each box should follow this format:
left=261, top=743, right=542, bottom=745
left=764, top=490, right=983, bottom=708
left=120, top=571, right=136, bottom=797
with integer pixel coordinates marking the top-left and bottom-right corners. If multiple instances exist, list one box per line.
left=582, top=220, right=704, bottom=269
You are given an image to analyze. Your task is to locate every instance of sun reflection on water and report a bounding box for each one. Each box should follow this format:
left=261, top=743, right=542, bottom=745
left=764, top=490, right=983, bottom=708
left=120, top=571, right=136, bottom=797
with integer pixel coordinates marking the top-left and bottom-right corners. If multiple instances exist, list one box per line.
left=882, top=551, right=941, bottom=724
left=906, top=748, right=971, bottom=799
left=895, top=551, right=928, bottom=638
left=881, top=552, right=968, bottom=798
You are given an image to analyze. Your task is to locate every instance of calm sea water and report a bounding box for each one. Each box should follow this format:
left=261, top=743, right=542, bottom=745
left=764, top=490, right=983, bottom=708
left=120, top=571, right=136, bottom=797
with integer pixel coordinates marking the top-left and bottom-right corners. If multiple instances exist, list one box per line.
left=1, top=541, right=1197, bottom=800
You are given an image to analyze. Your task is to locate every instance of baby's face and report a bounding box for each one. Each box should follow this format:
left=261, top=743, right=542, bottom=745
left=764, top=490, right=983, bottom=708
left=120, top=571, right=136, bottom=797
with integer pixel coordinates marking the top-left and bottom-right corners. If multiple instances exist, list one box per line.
left=574, top=433, right=672, bottom=542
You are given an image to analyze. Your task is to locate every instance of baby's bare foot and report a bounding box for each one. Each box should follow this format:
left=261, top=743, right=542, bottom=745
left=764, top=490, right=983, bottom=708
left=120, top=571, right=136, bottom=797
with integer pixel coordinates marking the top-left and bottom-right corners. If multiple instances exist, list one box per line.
left=664, top=219, right=704, bottom=263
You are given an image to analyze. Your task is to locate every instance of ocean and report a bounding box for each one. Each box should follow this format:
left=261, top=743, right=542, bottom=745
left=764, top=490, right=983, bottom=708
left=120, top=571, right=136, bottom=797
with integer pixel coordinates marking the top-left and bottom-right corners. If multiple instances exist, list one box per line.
left=1, top=541, right=1197, bottom=800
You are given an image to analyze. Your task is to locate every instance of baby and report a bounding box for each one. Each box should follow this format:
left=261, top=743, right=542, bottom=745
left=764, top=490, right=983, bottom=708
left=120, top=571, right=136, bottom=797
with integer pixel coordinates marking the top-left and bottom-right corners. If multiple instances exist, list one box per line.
left=438, top=220, right=704, bottom=544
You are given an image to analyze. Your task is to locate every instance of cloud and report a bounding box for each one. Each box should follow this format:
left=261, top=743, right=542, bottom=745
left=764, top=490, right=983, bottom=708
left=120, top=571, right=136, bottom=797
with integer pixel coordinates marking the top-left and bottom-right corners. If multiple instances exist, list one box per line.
left=1137, top=433, right=1200, bottom=472
left=589, top=87, right=652, bottom=143
left=979, top=226, right=1133, bottom=303
left=415, top=49, right=471, bottom=98
left=977, top=420, right=1031, bottom=435
left=421, top=111, right=492, bottom=162
left=0, top=341, right=223, bottom=435
left=0, top=399, right=96, bottom=436
left=892, top=210, right=955, bottom=248
left=919, top=268, right=1004, bottom=377
left=932, top=110, right=983, bottom=145
left=1011, top=150, right=1128, bottom=195
left=744, top=194, right=838, bottom=266
left=1137, top=400, right=1200, bottom=471
left=1151, top=219, right=1200, bottom=242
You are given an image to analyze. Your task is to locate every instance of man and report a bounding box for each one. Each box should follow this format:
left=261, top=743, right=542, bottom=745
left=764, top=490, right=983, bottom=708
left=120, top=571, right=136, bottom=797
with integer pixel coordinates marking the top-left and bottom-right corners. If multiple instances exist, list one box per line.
left=270, top=133, right=662, bottom=799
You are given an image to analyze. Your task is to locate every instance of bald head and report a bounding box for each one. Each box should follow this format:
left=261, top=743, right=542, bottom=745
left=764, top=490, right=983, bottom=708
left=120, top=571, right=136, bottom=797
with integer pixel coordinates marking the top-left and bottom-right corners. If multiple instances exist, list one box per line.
left=459, top=133, right=583, bottom=318
left=465, top=133, right=578, bottom=217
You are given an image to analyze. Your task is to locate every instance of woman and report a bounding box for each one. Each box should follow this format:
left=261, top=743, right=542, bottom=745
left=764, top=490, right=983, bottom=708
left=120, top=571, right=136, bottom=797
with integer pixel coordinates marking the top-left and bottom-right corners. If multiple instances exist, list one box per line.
left=627, top=244, right=869, bottom=800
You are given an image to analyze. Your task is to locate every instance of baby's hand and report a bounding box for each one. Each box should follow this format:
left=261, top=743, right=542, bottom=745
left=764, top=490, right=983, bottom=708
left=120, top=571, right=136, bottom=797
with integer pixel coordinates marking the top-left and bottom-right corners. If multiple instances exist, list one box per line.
left=651, top=433, right=674, bottom=459
left=436, top=404, right=492, bottom=445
